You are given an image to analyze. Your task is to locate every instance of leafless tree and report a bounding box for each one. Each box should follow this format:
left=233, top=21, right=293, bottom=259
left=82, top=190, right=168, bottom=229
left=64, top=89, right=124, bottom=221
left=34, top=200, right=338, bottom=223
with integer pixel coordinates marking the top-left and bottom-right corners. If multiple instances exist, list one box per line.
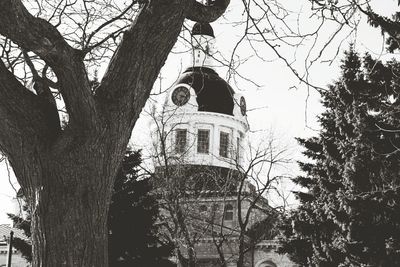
left=210, top=137, right=291, bottom=267
left=0, top=1, right=229, bottom=266
left=147, top=106, right=291, bottom=267
left=146, top=105, right=218, bottom=267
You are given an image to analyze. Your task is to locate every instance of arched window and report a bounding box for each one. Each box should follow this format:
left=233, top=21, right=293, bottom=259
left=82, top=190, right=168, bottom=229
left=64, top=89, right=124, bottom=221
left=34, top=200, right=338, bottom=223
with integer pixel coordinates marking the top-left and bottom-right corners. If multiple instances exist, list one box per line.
left=223, top=204, right=234, bottom=221
left=256, top=260, right=277, bottom=267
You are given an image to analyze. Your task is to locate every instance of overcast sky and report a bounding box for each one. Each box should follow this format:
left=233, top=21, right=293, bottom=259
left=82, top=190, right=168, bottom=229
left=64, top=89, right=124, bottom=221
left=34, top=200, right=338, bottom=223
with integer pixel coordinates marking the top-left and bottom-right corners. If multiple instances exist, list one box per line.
left=0, top=1, right=397, bottom=224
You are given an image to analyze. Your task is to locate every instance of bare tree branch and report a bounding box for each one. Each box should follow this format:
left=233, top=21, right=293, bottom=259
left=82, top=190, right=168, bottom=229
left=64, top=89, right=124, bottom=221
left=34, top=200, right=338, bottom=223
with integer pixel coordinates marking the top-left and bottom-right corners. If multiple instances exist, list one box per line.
left=96, top=0, right=187, bottom=126
left=0, top=59, right=60, bottom=158
left=0, top=0, right=97, bottom=129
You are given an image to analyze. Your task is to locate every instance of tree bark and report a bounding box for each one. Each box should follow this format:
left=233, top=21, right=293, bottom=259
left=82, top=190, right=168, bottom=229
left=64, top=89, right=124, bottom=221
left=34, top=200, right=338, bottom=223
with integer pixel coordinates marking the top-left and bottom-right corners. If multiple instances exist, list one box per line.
left=14, top=128, right=122, bottom=266
left=30, top=172, right=109, bottom=267
left=237, top=234, right=245, bottom=267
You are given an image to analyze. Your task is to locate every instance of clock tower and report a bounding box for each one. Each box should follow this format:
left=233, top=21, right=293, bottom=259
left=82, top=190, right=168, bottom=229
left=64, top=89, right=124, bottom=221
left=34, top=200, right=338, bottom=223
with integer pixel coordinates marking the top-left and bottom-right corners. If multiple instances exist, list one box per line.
left=153, top=21, right=251, bottom=265
left=155, top=22, right=249, bottom=170
left=152, top=22, right=295, bottom=267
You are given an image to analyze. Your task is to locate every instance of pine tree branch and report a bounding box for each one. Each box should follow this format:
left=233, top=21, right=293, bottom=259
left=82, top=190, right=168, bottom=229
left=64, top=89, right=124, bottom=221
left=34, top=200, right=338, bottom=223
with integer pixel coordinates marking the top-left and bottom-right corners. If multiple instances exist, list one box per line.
left=356, top=3, right=400, bottom=52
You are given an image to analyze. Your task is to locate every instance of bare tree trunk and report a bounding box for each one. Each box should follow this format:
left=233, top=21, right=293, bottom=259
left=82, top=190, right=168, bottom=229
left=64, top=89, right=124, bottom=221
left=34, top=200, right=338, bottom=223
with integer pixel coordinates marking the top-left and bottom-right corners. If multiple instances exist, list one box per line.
left=214, top=239, right=227, bottom=267
left=31, top=183, right=109, bottom=266
left=13, top=131, right=128, bottom=267
left=176, top=201, right=197, bottom=267
left=237, top=234, right=245, bottom=267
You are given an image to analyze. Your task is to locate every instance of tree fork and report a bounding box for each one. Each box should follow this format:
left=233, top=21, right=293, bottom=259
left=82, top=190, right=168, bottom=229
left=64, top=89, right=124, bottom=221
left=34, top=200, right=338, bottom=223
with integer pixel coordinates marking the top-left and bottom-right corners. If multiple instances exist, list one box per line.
left=0, top=0, right=230, bottom=266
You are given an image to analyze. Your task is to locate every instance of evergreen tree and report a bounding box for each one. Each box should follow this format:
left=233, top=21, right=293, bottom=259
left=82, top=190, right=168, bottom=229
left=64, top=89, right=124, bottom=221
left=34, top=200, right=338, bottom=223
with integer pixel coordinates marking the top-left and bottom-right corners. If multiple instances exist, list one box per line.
left=363, top=3, right=400, bottom=53
left=280, top=48, right=400, bottom=266
left=108, top=149, right=174, bottom=267
left=9, top=149, right=174, bottom=267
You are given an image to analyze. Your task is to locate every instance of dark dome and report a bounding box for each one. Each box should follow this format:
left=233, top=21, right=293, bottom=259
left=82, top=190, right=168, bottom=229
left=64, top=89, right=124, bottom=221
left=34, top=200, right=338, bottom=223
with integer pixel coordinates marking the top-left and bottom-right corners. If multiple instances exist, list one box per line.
left=192, top=22, right=215, bottom=37
left=176, top=67, right=234, bottom=115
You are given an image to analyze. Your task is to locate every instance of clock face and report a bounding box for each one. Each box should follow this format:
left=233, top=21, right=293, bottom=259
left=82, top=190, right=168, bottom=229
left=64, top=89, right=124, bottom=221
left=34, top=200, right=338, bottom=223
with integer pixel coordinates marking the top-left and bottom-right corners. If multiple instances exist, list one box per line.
left=240, top=96, right=246, bottom=116
left=172, top=86, right=190, bottom=106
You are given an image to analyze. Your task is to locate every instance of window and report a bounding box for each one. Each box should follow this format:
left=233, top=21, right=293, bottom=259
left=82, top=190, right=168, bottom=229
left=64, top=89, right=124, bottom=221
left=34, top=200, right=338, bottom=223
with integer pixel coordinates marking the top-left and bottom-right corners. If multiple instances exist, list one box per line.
left=223, top=204, right=234, bottom=221
left=211, top=204, right=219, bottom=213
left=219, top=131, right=229, bottom=158
left=197, top=129, right=210, bottom=154
left=199, top=205, right=207, bottom=213
left=175, top=129, right=187, bottom=153
left=236, top=132, right=243, bottom=161
left=258, top=261, right=277, bottom=267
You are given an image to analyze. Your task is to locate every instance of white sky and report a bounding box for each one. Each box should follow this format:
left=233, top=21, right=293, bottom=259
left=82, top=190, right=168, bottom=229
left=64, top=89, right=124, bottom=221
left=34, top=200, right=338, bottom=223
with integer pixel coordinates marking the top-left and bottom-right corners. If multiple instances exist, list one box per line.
left=0, top=1, right=397, bottom=224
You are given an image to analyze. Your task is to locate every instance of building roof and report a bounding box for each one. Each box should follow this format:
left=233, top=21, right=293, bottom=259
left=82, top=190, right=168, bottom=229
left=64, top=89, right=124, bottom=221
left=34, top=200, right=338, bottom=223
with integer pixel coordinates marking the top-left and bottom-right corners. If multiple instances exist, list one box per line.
left=176, top=67, right=235, bottom=115
left=192, top=22, right=215, bottom=37
left=0, top=224, right=28, bottom=242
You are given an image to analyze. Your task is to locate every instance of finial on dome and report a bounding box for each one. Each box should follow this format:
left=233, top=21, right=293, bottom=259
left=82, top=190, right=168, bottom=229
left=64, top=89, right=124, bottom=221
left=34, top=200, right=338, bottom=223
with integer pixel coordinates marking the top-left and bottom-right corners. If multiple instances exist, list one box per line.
left=192, top=22, right=215, bottom=38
